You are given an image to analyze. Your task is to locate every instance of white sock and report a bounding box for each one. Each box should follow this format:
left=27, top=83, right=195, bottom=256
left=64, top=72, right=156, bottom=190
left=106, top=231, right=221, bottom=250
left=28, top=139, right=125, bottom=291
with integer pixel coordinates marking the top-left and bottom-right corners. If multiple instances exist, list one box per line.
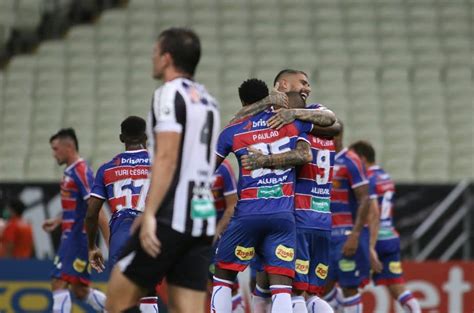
left=53, top=289, right=72, bottom=313
left=323, top=287, right=339, bottom=310
left=291, top=295, right=308, bottom=313
left=140, top=296, right=159, bottom=313
left=211, top=276, right=234, bottom=313
left=85, top=288, right=106, bottom=311
left=252, top=284, right=271, bottom=313
left=398, top=290, right=421, bottom=313
left=307, top=295, right=334, bottom=313
left=341, top=293, right=362, bottom=313
left=270, top=285, right=292, bottom=313
left=232, top=293, right=245, bottom=313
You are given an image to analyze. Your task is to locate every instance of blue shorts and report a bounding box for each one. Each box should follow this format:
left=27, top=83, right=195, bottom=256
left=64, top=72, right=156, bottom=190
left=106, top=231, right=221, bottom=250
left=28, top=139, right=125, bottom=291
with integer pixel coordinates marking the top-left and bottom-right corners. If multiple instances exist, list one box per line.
left=215, top=212, right=296, bottom=278
left=109, top=209, right=141, bottom=268
left=328, top=228, right=370, bottom=288
left=51, top=232, right=91, bottom=285
left=373, top=237, right=404, bottom=285
left=294, top=228, right=330, bottom=295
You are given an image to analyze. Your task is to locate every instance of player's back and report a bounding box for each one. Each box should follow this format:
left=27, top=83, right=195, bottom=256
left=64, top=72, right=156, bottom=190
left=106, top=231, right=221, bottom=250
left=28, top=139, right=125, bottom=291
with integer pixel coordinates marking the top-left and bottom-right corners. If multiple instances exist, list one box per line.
left=61, top=158, right=94, bottom=237
left=330, top=148, right=368, bottom=233
left=91, top=149, right=150, bottom=215
left=148, top=77, right=220, bottom=236
left=217, top=109, right=312, bottom=217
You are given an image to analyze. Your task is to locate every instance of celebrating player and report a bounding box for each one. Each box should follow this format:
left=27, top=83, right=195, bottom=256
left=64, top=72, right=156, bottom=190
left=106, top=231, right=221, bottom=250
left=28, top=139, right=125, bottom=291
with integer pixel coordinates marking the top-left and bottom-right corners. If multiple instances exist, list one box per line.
left=350, top=141, right=421, bottom=313
left=44, top=128, right=108, bottom=312
left=105, top=27, right=220, bottom=313
left=322, top=123, right=371, bottom=313
left=85, top=116, right=158, bottom=312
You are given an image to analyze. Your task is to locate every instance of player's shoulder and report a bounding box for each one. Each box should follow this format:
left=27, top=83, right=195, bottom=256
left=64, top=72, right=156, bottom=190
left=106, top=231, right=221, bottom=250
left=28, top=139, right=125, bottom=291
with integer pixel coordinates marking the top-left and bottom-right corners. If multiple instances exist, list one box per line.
left=345, top=149, right=362, bottom=164
left=73, top=159, right=92, bottom=174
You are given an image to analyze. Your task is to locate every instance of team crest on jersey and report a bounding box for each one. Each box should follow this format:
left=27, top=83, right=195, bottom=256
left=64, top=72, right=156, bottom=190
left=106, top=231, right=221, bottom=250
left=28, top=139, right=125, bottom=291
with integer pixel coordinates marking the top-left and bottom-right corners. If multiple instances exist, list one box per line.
left=315, top=263, right=329, bottom=279
left=295, top=259, right=309, bottom=274
left=189, top=86, right=201, bottom=103
left=275, top=244, right=294, bottom=262
left=73, top=258, right=87, bottom=273
left=243, top=121, right=252, bottom=131
left=389, top=261, right=402, bottom=274
left=235, top=246, right=255, bottom=261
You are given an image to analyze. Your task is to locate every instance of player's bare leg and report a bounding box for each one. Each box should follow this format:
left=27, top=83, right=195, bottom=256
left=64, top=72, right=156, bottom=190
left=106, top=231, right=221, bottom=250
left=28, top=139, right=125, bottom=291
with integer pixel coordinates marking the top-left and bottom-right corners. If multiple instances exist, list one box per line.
left=388, top=284, right=421, bottom=313
left=253, top=271, right=271, bottom=313
left=106, top=266, right=146, bottom=312
left=167, top=283, right=207, bottom=313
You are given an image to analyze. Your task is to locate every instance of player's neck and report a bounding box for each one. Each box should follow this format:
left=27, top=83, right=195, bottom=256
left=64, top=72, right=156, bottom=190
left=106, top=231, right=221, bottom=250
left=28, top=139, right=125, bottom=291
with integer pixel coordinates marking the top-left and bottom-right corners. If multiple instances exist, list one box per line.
left=66, top=154, right=80, bottom=167
left=163, top=69, right=192, bottom=82
left=125, top=144, right=145, bottom=151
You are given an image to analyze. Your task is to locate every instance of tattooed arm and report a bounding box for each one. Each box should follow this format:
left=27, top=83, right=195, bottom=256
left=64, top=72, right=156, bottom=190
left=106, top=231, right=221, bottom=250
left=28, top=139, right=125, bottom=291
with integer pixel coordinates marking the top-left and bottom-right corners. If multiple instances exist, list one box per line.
left=267, top=108, right=336, bottom=130
left=229, top=83, right=288, bottom=124
left=241, top=141, right=312, bottom=170
left=310, top=119, right=342, bottom=138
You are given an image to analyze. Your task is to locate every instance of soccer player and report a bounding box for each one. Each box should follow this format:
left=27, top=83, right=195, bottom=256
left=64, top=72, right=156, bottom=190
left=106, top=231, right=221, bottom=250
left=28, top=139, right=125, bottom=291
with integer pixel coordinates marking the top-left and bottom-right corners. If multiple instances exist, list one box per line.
left=211, top=78, right=335, bottom=313
left=349, top=141, right=421, bottom=313
left=322, top=123, right=371, bottom=313
left=43, top=128, right=107, bottom=312
left=85, top=116, right=158, bottom=312
left=105, top=28, right=220, bottom=313
left=210, top=160, right=243, bottom=312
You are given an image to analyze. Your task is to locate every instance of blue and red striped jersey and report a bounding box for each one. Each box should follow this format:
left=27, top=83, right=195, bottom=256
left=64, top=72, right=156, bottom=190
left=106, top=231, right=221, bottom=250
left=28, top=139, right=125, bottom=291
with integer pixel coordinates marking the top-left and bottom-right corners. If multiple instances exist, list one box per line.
left=211, top=159, right=237, bottom=222
left=60, top=158, right=94, bottom=234
left=367, top=165, right=399, bottom=241
left=216, top=109, right=312, bottom=217
left=91, top=149, right=150, bottom=215
left=294, top=103, right=336, bottom=231
left=330, top=148, right=368, bottom=232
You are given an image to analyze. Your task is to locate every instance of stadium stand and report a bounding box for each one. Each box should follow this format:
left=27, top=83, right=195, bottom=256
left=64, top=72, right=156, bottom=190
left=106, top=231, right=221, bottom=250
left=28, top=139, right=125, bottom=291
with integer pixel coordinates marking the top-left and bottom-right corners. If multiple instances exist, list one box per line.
left=0, top=0, right=472, bottom=182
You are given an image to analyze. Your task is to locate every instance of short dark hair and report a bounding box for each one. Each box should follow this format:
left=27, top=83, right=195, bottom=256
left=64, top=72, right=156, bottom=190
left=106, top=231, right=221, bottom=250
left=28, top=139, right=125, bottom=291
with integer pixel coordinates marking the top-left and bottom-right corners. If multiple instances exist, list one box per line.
left=121, top=116, right=146, bottom=142
left=273, top=69, right=308, bottom=86
left=8, top=199, right=26, bottom=216
left=158, top=27, right=201, bottom=76
left=350, top=140, right=376, bottom=163
left=50, top=128, right=79, bottom=151
left=238, top=78, right=269, bottom=106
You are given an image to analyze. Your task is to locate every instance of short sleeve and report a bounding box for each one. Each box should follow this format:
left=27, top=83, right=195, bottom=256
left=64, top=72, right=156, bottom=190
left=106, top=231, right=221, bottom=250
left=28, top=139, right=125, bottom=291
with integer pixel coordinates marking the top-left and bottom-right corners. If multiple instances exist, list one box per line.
left=74, top=164, right=93, bottom=200
left=90, top=165, right=107, bottom=200
left=216, top=127, right=233, bottom=159
left=368, top=175, right=378, bottom=199
left=220, top=163, right=237, bottom=196
left=294, top=120, right=313, bottom=144
left=346, top=156, right=368, bottom=189
left=151, top=84, right=185, bottom=134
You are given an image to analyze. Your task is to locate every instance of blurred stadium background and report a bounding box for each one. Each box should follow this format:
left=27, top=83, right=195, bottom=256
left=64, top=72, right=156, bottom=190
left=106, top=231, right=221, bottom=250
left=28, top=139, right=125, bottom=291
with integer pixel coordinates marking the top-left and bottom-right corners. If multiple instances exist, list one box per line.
left=0, top=0, right=472, bottom=312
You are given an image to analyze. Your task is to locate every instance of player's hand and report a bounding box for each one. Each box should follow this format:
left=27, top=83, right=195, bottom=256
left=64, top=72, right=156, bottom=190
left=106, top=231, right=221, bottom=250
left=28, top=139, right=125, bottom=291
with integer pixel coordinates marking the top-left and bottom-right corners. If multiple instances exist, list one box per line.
left=42, top=217, right=61, bottom=233
left=370, top=248, right=383, bottom=273
left=241, top=147, right=266, bottom=170
left=140, top=213, right=161, bottom=257
left=268, top=82, right=288, bottom=109
left=342, top=232, right=359, bottom=257
left=89, top=246, right=106, bottom=273
left=267, top=109, right=296, bottom=130
left=130, top=214, right=143, bottom=234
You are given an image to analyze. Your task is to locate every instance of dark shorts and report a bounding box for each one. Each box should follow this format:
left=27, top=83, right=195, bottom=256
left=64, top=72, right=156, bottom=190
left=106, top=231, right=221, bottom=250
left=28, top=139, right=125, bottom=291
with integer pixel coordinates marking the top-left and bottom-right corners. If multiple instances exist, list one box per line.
left=108, top=209, right=141, bottom=268
left=117, top=222, right=213, bottom=292
left=373, top=236, right=405, bottom=285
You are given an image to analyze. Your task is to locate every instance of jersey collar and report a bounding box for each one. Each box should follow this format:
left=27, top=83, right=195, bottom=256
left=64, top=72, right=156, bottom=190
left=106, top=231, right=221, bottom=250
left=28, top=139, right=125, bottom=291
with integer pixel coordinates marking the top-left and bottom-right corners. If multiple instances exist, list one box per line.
left=65, top=158, right=83, bottom=172
left=335, top=147, right=348, bottom=159
left=122, top=149, right=147, bottom=154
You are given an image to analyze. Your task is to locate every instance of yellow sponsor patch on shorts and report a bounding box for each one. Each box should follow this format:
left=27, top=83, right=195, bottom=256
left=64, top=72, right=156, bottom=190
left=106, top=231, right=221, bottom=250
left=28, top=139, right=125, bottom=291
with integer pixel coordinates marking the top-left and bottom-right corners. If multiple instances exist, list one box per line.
left=389, top=261, right=402, bottom=274
left=338, top=259, right=356, bottom=272
left=295, top=259, right=309, bottom=274
left=72, top=258, right=87, bottom=273
left=315, top=263, right=329, bottom=279
left=275, top=244, right=295, bottom=262
left=235, top=246, right=255, bottom=261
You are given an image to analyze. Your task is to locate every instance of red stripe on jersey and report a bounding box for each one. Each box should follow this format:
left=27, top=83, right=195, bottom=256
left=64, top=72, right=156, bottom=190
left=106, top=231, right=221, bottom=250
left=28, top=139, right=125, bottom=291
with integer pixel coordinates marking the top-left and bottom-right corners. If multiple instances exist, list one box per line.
left=214, top=198, right=226, bottom=211
left=346, top=150, right=366, bottom=180
left=104, top=166, right=149, bottom=184
left=62, top=179, right=78, bottom=191
left=62, top=198, right=76, bottom=210
left=309, top=136, right=336, bottom=150
left=74, top=161, right=90, bottom=192
left=62, top=220, right=74, bottom=231
left=240, top=183, right=294, bottom=200
left=232, top=124, right=300, bottom=151
left=332, top=213, right=353, bottom=226
left=109, top=194, right=140, bottom=214
left=298, top=163, right=332, bottom=181
left=295, top=194, right=311, bottom=209
left=333, top=165, right=349, bottom=180
left=331, top=189, right=349, bottom=203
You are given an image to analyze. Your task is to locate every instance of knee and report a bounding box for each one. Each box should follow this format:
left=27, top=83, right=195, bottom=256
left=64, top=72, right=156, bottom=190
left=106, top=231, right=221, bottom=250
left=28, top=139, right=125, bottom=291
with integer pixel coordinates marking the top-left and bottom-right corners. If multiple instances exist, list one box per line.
left=70, top=284, right=89, bottom=300
left=214, top=267, right=238, bottom=282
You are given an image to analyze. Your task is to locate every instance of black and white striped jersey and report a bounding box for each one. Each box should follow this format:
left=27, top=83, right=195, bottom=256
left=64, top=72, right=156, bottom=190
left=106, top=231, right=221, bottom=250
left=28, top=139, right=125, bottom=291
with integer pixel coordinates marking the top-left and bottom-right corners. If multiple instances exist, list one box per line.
left=146, top=77, right=220, bottom=237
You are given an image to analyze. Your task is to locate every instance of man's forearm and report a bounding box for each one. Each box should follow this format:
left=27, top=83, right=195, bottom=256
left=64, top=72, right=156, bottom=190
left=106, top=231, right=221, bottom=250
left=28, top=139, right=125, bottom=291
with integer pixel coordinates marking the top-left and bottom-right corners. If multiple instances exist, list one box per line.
left=85, top=212, right=100, bottom=250
left=353, top=196, right=370, bottom=234
left=247, top=141, right=312, bottom=169
left=310, top=120, right=342, bottom=138
left=293, top=109, right=336, bottom=127
left=229, top=95, right=274, bottom=124
left=368, top=199, right=380, bottom=249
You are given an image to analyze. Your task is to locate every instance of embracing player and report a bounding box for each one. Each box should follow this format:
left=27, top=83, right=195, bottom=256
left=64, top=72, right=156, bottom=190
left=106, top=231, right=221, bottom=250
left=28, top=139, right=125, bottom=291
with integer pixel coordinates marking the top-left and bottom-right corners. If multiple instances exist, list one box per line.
left=44, top=128, right=108, bottom=312
left=85, top=116, right=158, bottom=312
left=350, top=141, right=421, bottom=313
